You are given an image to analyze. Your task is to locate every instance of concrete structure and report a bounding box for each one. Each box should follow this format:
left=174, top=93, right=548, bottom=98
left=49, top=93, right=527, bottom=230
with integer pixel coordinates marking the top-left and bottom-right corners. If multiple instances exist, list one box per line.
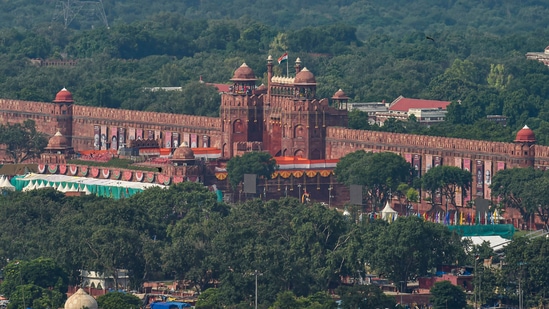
left=526, top=46, right=549, bottom=66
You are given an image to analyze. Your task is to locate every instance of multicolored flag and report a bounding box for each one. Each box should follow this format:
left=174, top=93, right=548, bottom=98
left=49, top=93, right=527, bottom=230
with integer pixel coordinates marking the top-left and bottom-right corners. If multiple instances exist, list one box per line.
left=278, top=52, right=288, bottom=64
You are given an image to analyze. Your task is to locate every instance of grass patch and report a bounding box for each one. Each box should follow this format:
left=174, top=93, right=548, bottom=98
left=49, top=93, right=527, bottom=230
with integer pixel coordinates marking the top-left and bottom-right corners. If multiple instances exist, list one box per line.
left=67, top=158, right=159, bottom=172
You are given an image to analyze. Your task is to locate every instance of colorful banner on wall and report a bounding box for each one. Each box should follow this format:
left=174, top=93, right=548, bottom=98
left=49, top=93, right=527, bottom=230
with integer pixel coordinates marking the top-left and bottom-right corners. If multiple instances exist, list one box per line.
left=110, top=127, right=118, bottom=150
left=425, top=154, right=433, bottom=172
left=164, top=131, right=172, bottom=148
left=412, top=154, right=421, bottom=177
left=173, top=132, right=180, bottom=148
left=155, top=130, right=161, bottom=141
left=147, top=130, right=154, bottom=140
left=136, top=129, right=143, bottom=141
left=128, top=128, right=136, bottom=142
left=484, top=160, right=492, bottom=199
left=497, top=161, right=505, bottom=171
left=404, top=153, right=412, bottom=163
left=433, top=155, right=443, bottom=204
left=101, top=125, right=107, bottom=150
left=203, top=135, right=210, bottom=148
left=476, top=160, right=484, bottom=198
left=93, top=125, right=100, bottom=150
left=434, top=156, right=442, bottom=167
left=463, top=159, right=471, bottom=205
left=191, top=134, right=198, bottom=148
left=119, top=127, right=126, bottom=149
left=454, top=157, right=463, bottom=206
left=183, top=133, right=190, bottom=147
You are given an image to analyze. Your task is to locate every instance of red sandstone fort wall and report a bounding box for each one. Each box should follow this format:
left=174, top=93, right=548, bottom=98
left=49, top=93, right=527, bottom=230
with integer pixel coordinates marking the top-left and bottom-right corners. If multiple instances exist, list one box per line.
left=0, top=99, right=61, bottom=136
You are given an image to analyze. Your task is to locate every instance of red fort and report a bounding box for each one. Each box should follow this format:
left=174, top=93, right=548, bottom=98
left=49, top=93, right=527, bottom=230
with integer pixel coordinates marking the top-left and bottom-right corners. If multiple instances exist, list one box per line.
left=0, top=56, right=547, bottom=227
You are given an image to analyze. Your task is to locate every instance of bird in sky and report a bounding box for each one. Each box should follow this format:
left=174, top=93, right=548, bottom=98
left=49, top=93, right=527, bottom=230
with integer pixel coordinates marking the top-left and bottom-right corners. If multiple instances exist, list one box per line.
left=426, top=36, right=435, bottom=42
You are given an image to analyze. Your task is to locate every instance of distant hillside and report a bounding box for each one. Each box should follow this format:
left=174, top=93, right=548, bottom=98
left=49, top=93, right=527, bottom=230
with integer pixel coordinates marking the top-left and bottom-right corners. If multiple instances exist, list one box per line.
left=3, top=0, right=549, bottom=38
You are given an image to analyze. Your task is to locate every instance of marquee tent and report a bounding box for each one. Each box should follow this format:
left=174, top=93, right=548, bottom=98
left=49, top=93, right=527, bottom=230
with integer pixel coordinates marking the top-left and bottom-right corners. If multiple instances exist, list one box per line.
left=381, top=201, right=398, bottom=222
left=11, top=173, right=166, bottom=199
left=0, top=176, right=15, bottom=192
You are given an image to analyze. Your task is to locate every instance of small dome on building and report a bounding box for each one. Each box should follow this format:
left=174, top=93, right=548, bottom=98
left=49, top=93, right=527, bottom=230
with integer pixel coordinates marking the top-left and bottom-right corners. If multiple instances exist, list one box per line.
left=172, top=141, right=195, bottom=160
left=64, top=288, right=98, bottom=309
left=332, top=89, right=349, bottom=100
left=514, top=125, right=536, bottom=143
left=46, top=130, right=69, bottom=149
left=294, top=67, right=316, bottom=85
left=257, top=84, right=267, bottom=91
left=231, top=63, right=256, bottom=81
left=53, top=88, right=74, bottom=103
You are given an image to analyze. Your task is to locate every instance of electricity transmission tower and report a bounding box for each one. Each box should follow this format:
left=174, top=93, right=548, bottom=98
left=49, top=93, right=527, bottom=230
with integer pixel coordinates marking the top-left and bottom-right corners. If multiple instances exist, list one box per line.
left=52, top=0, right=109, bottom=29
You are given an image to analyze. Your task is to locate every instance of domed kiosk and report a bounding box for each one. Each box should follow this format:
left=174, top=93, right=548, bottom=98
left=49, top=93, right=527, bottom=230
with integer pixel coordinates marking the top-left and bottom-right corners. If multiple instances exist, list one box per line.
left=53, top=88, right=74, bottom=104
left=64, top=288, right=98, bottom=309
left=171, top=141, right=195, bottom=166
left=514, top=125, right=536, bottom=143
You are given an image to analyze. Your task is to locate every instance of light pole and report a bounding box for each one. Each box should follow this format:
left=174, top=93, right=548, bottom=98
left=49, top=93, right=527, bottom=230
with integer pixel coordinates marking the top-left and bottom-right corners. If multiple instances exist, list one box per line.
left=399, top=281, right=404, bottom=306
left=328, top=186, right=333, bottom=207
left=298, top=184, right=302, bottom=201
left=252, top=270, right=262, bottom=309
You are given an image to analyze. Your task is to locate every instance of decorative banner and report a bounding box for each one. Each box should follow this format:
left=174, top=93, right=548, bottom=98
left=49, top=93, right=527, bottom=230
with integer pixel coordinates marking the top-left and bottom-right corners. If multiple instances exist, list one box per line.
left=203, top=135, right=210, bottom=148
left=80, top=166, right=88, bottom=177
left=123, top=171, right=132, bottom=181
left=102, top=169, right=111, bottom=179
left=434, top=156, right=442, bottom=167
left=94, top=125, right=101, bottom=150
left=404, top=153, right=412, bottom=163
left=136, top=129, right=143, bottom=140
left=69, top=165, right=78, bottom=176
left=91, top=167, right=99, bottom=178
left=497, top=161, right=505, bottom=171
left=48, top=165, right=58, bottom=174
left=412, top=154, right=421, bottom=177
left=119, top=127, right=126, bottom=149
left=320, top=170, right=331, bottom=177
left=183, top=133, right=190, bottom=146
left=280, top=171, right=292, bottom=178
left=110, top=127, right=118, bottom=150
left=135, top=171, right=144, bottom=182
left=191, top=134, right=198, bottom=148
left=454, top=157, right=463, bottom=207
left=146, top=172, right=155, bottom=183
left=293, top=171, right=304, bottom=178
left=463, top=159, right=471, bottom=205
left=425, top=154, right=433, bottom=172
left=173, top=176, right=184, bottom=183
left=164, top=131, right=172, bottom=148
left=38, top=164, right=46, bottom=174
left=158, top=174, right=171, bottom=185
left=215, top=173, right=227, bottom=180
left=155, top=130, right=161, bottom=141
left=173, top=132, right=180, bottom=148
left=306, top=170, right=317, bottom=177
left=484, top=160, right=492, bottom=199
left=272, top=171, right=279, bottom=178
left=128, top=128, right=136, bottom=143
left=112, top=170, right=121, bottom=180
left=59, top=165, right=67, bottom=175
left=101, top=125, right=107, bottom=150
left=476, top=160, right=484, bottom=198
left=147, top=130, right=154, bottom=140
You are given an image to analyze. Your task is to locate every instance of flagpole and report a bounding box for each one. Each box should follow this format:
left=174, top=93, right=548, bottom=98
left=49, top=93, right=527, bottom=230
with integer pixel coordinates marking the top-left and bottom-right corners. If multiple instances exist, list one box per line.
left=286, top=55, right=289, bottom=78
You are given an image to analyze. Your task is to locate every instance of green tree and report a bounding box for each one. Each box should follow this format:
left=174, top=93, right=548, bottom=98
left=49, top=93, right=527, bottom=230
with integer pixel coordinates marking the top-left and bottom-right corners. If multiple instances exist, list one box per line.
left=490, top=167, right=543, bottom=225
left=335, top=151, right=412, bottom=211
left=0, top=119, right=48, bottom=163
left=370, top=217, right=465, bottom=290
left=429, top=281, right=466, bottom=309
left=336, top=285, right=395, bottom=309
left=226, top=151, right=277, bottom=190
left=421, top=165, right=472, bottom=211
left=97, top=291, right=141, bottom=309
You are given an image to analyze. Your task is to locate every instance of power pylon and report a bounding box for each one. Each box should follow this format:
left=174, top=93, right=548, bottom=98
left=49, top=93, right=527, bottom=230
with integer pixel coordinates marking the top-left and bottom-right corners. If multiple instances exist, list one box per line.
left=52, top=0, right=109, bottom=29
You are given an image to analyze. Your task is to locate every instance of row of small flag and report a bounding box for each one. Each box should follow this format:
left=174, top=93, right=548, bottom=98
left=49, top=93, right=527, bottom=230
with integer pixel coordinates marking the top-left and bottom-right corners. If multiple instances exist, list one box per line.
left=365, top=210, right=501, bottom=225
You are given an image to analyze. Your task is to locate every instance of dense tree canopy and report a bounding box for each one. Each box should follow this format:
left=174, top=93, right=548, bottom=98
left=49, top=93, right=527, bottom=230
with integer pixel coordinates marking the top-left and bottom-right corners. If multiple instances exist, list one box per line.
left=226, top=151, right=277, bottom=190
left=422, top=165, right=473, bottom=210
left=0, top=119, right=48, bottom=163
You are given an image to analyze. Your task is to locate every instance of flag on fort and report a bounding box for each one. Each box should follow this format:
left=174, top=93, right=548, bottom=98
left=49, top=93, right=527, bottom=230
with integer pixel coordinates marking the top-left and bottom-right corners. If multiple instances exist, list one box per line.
left=278, top=52, right=288, bottom=64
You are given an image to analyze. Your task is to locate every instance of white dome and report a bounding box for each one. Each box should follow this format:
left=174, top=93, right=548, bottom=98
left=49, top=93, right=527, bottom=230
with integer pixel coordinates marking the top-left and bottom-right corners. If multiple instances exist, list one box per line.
left=64, top=288, right=98, bottom=309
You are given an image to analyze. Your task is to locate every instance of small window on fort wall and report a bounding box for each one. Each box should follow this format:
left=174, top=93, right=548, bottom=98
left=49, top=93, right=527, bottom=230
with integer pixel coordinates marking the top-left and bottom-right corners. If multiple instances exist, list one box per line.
left=525, top=151, right=528, bottom=155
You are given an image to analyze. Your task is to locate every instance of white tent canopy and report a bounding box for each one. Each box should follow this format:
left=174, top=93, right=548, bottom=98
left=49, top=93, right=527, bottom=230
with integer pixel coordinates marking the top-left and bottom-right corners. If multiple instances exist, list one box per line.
left=381, top=201, right=398, bottom=222
left=0, top=176, right=15, bottom=191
